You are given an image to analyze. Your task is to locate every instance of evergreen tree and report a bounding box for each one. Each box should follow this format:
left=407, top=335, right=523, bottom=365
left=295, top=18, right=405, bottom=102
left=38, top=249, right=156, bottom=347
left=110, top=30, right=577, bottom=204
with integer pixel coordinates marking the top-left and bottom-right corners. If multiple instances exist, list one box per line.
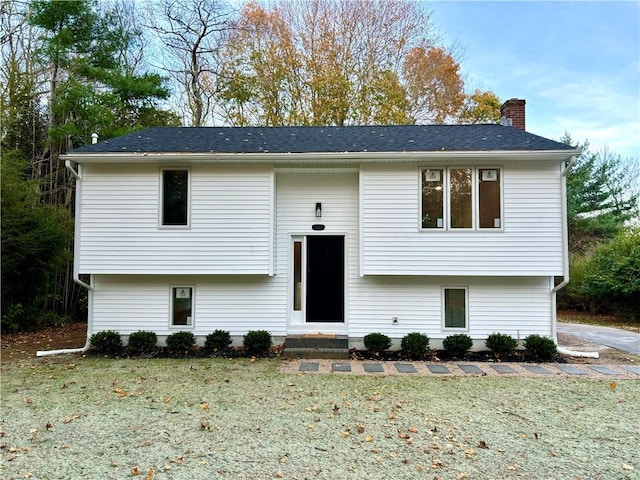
left=562, top=133, right=639, bottom=253
left=1, top=1, right=180, bottom=330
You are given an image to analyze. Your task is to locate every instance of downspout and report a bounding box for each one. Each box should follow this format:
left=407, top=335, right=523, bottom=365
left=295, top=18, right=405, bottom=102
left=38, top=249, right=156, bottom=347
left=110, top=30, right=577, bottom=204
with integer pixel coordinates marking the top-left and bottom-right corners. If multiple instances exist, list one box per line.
left=552, top=155, right=577, bottom=294
left=550, top=155, right=597, bottom=358
left=37, top=162, right=93, bottom=357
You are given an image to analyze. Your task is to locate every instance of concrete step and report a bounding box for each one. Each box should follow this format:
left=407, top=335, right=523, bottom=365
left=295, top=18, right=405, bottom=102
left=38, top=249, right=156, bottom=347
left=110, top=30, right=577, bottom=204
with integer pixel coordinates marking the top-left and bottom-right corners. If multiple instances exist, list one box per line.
left=283, top=348, right=349, bottom=359
left=284, top=335, right=349, bottom=349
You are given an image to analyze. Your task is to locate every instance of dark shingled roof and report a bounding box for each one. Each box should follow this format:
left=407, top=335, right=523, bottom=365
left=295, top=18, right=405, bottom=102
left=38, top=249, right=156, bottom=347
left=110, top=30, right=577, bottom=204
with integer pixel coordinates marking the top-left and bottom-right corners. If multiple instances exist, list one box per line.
left=70, top=124, right=574, bottom=154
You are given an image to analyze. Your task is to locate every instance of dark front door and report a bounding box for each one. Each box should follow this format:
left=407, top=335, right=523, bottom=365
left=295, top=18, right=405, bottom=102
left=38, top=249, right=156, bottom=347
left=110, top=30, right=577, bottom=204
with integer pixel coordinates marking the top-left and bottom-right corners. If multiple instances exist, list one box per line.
left=306, top=236, right=344, bottom=322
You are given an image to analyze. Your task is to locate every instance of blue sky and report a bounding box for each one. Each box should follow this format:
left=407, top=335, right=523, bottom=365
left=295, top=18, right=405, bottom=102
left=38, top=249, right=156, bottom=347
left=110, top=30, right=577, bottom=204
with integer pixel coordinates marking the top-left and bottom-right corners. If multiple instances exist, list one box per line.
left=428, top=1, right=640, bottom=159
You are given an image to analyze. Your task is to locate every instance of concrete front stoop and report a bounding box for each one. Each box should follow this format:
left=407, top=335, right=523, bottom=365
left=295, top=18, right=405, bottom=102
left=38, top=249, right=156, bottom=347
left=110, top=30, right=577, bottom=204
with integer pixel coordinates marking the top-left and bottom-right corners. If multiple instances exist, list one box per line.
left=283, top=335, right=349, bottom=359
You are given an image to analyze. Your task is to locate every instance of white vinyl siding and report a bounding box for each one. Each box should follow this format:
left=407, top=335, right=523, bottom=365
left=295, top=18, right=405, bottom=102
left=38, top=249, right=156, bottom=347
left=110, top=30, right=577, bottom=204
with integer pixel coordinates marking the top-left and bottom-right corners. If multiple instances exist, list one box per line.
left=348, top=276, right=553, bottom=339
left=83, top=160, right=561, bottom=342
left=361, top=161, right=564, bottom=276
left=275, top=171, right=359, bottom=333
left=91, top=275, right=553, bottom=341
left=92, top=275, right=285, bottom=337
left=78, top=164, right=272, bottom=274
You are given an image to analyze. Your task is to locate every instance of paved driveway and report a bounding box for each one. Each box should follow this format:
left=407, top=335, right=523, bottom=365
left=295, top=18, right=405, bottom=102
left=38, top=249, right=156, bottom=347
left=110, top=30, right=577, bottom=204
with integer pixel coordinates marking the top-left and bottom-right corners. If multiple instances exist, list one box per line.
left=558, top=322, right=640, bottom=354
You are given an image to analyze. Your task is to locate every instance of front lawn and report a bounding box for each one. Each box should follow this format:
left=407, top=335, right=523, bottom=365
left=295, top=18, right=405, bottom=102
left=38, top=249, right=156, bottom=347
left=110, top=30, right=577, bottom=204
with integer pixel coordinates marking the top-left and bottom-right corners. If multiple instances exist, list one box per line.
left=1, top=357, right=637, bottom=479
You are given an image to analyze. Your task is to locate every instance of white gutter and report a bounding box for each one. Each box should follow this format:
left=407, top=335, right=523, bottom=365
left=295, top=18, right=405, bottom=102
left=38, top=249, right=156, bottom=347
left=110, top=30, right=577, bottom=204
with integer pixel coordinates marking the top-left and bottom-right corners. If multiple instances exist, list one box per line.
left=63, top=149, right=582, bottom=164
left=38, top=162, right=93, bottom=357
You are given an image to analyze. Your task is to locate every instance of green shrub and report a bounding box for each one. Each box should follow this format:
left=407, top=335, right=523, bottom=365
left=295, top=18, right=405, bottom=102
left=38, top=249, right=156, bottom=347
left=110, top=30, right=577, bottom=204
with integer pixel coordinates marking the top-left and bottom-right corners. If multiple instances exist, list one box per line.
left=127, top=330, right=157, bottom=356
left=559, top=252, right=592, bottom=311
left=401, top=332, right=430, bottom=360
left=485, top=333, right=518, bottom=359
left=442, top=333, right=473, bottom=358
left=524, top=334, right=557, bottom=362
left=243, top=330, right=272, bottom=352
left=90, top=330, right=122, bottom=355
left=204, top=329, right=232, bottom=353
left=582, top=229, right=640, bottom=320
left=363, top=332, right=392, bottom=354
left=166, top=331, right=196, bottom=356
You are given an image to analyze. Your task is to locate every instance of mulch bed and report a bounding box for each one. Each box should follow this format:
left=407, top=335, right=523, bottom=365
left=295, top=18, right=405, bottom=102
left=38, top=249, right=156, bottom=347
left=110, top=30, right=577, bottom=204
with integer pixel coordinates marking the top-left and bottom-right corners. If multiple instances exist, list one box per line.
left=348, top=348, right=566, bottom=363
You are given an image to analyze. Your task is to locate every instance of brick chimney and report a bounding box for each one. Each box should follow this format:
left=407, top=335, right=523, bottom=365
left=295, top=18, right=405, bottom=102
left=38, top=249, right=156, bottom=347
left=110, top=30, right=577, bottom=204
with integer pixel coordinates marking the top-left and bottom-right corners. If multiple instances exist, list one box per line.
left=500, top=98, right=526, bottom=130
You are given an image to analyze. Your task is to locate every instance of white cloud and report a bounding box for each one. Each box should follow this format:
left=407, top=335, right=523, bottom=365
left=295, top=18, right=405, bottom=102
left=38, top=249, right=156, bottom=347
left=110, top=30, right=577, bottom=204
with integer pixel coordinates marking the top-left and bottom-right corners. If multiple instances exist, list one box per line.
left=477, top=60, right=640, bottom=159
left=525, top=68, right=640, bottom=158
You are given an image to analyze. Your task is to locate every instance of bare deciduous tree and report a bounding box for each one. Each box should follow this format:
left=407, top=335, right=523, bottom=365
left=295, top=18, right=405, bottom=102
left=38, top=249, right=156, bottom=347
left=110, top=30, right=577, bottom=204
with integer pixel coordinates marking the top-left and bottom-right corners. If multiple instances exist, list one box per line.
left=145, top=0, right=234, bottom=126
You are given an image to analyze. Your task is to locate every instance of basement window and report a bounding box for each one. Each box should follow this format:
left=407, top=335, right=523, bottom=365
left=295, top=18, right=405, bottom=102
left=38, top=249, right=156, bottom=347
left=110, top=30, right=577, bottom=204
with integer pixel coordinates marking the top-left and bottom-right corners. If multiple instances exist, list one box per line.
left=443, top=287, right=467, bottom=329
left=171, top=286, right=194, bottom=327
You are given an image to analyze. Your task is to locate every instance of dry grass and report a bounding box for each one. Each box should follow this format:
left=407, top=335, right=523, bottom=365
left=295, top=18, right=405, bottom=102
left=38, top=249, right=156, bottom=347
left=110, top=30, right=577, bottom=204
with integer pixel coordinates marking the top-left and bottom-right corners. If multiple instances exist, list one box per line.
left=558, top=310, right=640, bottom=333
left=1, top=356, right=638, bottom=479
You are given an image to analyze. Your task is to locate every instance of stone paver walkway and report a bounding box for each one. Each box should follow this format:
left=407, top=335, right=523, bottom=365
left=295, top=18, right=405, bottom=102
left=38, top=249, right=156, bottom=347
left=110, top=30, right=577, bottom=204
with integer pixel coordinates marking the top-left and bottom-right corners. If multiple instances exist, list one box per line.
left=283, top=360, right=640, bottom=379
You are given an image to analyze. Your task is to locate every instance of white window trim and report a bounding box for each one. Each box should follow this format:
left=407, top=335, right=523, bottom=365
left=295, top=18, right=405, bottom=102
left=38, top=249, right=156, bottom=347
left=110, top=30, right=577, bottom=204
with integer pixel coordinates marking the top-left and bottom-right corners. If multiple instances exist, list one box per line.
left=159, top=168, right=191, bottom=229
left=169, top=285, right=195, bottom=329
left=441, top=286, right=469, bottom=331
left=419, top=166, right=503, bottom=232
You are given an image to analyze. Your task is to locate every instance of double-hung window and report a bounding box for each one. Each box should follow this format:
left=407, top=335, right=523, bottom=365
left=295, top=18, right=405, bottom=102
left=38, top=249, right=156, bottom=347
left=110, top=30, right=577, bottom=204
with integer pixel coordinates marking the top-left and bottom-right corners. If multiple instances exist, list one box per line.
left=421, top=167, right=502, bottom=230
left=161, top=169, right=189, bottom=226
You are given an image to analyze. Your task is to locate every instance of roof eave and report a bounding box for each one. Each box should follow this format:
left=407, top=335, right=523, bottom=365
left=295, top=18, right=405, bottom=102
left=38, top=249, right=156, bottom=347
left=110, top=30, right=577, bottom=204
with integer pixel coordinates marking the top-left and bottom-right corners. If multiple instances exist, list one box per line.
left=63, top=149, right=581, bottom=164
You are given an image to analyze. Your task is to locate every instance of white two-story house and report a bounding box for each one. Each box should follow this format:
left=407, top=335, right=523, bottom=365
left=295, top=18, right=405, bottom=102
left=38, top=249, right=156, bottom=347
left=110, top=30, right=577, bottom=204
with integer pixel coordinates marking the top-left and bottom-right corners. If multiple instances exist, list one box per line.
left=64, top=99, right=579, bottom=349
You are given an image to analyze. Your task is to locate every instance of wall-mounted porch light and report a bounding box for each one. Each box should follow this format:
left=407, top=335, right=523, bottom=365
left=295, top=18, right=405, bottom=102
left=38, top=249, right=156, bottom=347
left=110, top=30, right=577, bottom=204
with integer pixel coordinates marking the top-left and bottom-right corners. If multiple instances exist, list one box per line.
left=315, top=202, right=322, bottom=218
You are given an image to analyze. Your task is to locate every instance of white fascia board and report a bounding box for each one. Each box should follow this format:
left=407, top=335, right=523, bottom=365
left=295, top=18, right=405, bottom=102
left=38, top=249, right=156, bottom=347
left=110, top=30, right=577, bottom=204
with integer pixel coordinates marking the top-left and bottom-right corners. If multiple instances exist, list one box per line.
left=62, top=149, right=581, bottom=164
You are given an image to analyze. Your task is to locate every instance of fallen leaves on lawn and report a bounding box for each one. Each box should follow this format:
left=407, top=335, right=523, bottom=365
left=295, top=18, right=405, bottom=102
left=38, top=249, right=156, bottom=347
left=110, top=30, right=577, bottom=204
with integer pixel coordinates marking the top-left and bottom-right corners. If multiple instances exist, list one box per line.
left=114, top=388, right=128, bottom=398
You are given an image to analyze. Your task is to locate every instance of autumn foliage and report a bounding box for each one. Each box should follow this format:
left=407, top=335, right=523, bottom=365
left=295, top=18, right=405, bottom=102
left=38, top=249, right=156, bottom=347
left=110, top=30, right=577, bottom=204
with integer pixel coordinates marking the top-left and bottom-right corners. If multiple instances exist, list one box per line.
left=217, top=0, right=499, bottom=126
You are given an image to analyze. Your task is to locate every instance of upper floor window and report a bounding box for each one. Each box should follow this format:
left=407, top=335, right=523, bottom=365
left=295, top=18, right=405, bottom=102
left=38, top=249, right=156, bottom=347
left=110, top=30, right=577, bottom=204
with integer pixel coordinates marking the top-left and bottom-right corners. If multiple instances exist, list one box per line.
left=161, top=169, right=189, bottom=226
left=478, top=168, right=501, bottom=228
left=450, top=168, right=472, bottom=228
left=421, top=167, right=501, bottom=230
